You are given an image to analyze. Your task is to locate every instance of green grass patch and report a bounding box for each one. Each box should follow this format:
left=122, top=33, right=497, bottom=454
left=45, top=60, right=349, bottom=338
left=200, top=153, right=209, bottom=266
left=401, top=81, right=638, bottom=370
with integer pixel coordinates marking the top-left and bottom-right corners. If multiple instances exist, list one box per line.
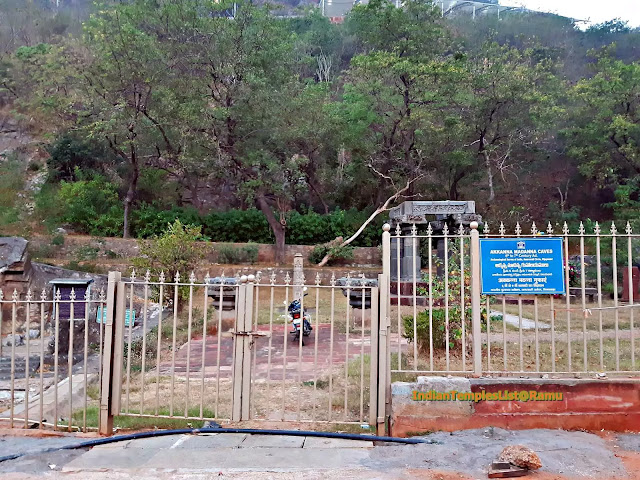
left=72, top=406, right=215, bottom=431
left=0, top=156, right=24, bottom=226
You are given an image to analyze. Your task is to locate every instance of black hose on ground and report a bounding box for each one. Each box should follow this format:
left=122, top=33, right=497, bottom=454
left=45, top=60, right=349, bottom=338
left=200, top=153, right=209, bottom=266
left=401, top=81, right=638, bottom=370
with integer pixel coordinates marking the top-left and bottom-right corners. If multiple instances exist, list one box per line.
left=0, top=427, right=434, bottom=463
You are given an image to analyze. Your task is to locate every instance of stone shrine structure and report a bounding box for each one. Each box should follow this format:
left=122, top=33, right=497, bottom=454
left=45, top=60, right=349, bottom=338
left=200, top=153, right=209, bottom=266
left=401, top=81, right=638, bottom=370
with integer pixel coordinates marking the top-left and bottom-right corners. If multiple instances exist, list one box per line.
left=388, top=201, right=482, bottom=282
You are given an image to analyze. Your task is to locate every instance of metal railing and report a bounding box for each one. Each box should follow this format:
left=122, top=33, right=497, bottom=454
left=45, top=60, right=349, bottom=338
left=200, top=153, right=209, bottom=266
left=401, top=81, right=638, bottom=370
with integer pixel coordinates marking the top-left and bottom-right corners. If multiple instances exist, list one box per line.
left=383, top=220, right=640, bottom=377
left=107, top=270, right=384, bottom=431
left=0, top=288, right=106, bottom=432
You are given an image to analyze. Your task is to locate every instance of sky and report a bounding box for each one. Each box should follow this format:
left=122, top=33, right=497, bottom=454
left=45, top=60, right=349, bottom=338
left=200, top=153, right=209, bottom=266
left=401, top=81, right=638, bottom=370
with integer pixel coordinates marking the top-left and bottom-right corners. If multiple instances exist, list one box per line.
left=499, top=0, right=640, bottom=27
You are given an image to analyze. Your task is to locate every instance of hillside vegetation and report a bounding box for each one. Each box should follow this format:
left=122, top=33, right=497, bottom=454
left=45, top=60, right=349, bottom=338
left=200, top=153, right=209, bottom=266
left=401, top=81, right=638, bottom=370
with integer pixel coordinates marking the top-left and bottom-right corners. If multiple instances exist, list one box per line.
left=0, top=0, right=639, bottom=260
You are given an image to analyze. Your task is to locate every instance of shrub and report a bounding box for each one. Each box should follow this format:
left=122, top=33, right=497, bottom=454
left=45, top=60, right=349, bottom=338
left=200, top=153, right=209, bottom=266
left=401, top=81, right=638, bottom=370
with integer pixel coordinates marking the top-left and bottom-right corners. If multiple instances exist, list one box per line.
left=27, top=161, right=41, bottom=172
left=29, top=243, right=56, bottom=259
left=46, top=132, right=116, bottom=182
left=74, top=244, right=100, bottom=261
left=403, top=307, right=469, bottom=351
left=132, top=203, right=203, bottom=239
left=216, top=243, right=259, bottom=264
left=55, top=177, right=124, bottom=236
left=308, top=244, right=354, bottom=265
left=203, top=209, right=272, bottom=243
left=135, top=220, right=206, bottom=301
left=34, top=182, right=65, bottom=231
left=287, top=208, right=383, bottom=247
left=62, top=261, right=104, bottom=274
left=51, top=234, right=64, bottom=246
left=0, top=156, right=24, bottom=226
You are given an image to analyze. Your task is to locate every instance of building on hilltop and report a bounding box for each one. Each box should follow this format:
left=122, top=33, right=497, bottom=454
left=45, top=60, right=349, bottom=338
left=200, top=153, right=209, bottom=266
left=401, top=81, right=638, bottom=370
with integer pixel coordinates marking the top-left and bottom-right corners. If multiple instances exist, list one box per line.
left=322, top=0, right=583, bottom=25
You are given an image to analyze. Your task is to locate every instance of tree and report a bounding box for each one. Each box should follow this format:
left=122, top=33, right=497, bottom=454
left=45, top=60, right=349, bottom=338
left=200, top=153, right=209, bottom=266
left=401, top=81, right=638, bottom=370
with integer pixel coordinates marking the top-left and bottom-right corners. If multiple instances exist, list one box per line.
left=340, top=0, right=460, bottom=204
left=566, top=50, right=640, bottom=218
left=158, top=0, right=315, bottom=263
left=80, top=2, right=176, bottom=237
left=457, top=42, right=561, bottom=208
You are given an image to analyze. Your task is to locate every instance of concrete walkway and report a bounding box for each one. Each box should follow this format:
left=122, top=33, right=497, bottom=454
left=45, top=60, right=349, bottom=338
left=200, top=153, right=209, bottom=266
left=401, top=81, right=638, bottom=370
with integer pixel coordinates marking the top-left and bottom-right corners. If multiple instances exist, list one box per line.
left=63, top=433, right=375, bottom=472
left=2, top=429, right=640, bottom=479
left=491, top=311, right=551, bottom=330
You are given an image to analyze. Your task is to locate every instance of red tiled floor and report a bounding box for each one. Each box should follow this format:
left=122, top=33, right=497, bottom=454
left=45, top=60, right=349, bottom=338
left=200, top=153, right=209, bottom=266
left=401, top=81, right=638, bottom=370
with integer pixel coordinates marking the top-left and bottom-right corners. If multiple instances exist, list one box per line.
left=159, top=324, right=406, bottom=381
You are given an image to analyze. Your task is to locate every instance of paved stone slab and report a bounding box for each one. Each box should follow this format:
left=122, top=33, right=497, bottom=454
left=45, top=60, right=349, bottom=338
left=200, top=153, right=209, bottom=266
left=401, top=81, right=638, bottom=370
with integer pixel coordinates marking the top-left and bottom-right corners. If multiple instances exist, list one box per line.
left=303, top=437, right=374, bottom=448
left=93, top=440, right=131, bottom=449
left=176, top=433, right=247, bottom=448
left=63, top=446, right=159, bottom=471
left=144, top=446, right=371, bottom=471
left=0, top=436, right=82, bottom=457
left=119, top=435, right=180, bottom=449
left=240, top=434, right=304, bottom=448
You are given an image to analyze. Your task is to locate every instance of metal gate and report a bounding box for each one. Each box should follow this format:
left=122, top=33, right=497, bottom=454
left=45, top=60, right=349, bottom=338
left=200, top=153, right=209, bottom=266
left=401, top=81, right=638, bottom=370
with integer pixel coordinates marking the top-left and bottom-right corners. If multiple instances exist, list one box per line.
left=99, top=270, right=391, bottom=435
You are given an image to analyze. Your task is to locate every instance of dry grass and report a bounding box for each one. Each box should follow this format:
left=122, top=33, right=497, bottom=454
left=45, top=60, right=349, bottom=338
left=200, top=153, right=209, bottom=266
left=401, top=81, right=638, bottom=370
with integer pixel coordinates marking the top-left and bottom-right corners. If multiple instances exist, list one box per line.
left=391, top=336, right=639, bottom=376
left=116, top=351, right=373, bottom=426
left=499, top=296, right=639, bottom=333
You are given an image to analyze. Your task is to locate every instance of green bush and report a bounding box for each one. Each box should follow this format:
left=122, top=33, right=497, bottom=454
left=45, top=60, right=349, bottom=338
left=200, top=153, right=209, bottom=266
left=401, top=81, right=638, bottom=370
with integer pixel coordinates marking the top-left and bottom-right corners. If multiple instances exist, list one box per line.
left=403, top=306, right=490, bottom=351
left=29, top=243, right=56, bottom=260
left=287, top=208, right=383, bottom=247
left=36, top=186, right=385, bottom=246
left=34, top=183, right=65, bottom=231
left=62, top=261, right=104, bottom=274
left=403, top=307, right=469, bottom=351
left=54, top=177, right=124, bottom=236
left=51, top=234, right=65, bottom=246
left=46, top=132, right=117, bottom=182
left=203, top=209, right=272, bottom=243
left=216, top=243, right=259, bottom=264
left=132, top=203, right=203, bottom=238
left=74, top=244, right=100, bottom=261
left=134, top=220, right=207, bottom=301
left=308, top=244, right=354, bottom=265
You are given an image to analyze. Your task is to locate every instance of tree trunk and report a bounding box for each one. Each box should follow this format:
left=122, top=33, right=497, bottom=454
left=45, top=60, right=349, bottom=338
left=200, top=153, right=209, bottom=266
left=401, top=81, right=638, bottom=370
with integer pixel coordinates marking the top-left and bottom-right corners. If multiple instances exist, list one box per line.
left=483, top=150, right=495, bottom=204
left=122, top=152, right=139, bottom=239
left=449, top=170, right=466, bottom=200
left=308, top=178, right=329, bottom=214
left=256, top=194, right=286, bottom=264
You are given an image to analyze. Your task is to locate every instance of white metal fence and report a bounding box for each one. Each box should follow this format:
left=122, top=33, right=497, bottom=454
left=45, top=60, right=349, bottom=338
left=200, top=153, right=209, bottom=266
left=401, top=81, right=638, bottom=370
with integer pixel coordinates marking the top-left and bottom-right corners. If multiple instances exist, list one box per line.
left=4, top=219, right=638, bottom=436
left=385, top=221, right=640, bottom=377
left=0, top=288, right=106, bottom=431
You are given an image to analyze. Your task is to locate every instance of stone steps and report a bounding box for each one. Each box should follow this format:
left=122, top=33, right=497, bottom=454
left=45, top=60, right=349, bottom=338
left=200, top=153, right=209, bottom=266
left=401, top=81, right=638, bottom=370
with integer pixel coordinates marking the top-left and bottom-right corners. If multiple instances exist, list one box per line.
left=0, top=356, right=41, bottom=381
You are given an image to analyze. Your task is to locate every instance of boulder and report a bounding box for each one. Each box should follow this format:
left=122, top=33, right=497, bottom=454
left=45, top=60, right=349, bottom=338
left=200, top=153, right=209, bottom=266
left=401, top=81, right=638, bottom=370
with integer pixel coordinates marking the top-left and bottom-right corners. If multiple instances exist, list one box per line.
left=2, top=333, right=25, bottom=347
left=498, top=445, right=542, bottom=470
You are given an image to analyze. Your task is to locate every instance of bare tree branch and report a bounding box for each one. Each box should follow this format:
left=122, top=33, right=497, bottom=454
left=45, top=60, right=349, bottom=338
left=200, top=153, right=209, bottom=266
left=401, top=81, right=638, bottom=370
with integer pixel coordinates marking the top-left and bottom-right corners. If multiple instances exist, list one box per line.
left=316, top=174, right=424, bottom=267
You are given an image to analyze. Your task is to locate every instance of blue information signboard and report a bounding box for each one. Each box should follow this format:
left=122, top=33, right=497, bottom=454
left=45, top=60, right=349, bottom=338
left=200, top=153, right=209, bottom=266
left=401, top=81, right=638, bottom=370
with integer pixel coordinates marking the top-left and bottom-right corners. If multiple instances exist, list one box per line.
left=479, top=238, right=566, bottom=295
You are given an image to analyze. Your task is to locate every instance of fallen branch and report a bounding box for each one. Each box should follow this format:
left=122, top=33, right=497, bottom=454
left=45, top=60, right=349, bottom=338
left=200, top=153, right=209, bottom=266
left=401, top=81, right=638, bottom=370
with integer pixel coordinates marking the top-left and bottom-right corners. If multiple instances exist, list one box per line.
left=317, top=174, right=422, bottom=267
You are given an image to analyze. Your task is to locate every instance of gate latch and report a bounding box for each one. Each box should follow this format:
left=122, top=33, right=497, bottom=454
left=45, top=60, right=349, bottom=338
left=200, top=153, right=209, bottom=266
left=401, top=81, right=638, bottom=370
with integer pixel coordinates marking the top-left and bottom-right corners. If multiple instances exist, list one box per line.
left=229, top=330, right=270, bottom=348
left=230, top=330, right=270, bottom=337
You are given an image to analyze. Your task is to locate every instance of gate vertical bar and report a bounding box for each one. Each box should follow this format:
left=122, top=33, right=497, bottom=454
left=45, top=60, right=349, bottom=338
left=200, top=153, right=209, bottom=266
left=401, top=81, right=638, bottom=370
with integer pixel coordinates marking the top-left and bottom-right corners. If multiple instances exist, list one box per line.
left=470, top=222, right=482, bottom=376
left=378, top=224, right=391, bottom=435
left=99, top=272, right=120, bottom=436
left=377, top=274, right=389, bottom=435
left=111, top=278, right=126, bottom=418
left=242, top=275, right=255, bottom=420
left=231, top=276, right=247, bottom=422
left=369, top=284, right=380, bottom=427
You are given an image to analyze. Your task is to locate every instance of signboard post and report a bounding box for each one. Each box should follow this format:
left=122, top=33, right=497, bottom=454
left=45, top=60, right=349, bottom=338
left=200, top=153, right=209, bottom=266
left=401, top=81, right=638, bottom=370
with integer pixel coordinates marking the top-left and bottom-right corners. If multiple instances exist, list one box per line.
left=479, top=238, right=565, bottom=295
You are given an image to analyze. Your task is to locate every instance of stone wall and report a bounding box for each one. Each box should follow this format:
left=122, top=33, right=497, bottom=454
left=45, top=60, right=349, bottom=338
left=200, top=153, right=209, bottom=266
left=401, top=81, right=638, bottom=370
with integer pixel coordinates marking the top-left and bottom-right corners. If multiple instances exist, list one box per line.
left=391, top=376, right=640, bottom=436
left=28, top=234, right=382, bottom=267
